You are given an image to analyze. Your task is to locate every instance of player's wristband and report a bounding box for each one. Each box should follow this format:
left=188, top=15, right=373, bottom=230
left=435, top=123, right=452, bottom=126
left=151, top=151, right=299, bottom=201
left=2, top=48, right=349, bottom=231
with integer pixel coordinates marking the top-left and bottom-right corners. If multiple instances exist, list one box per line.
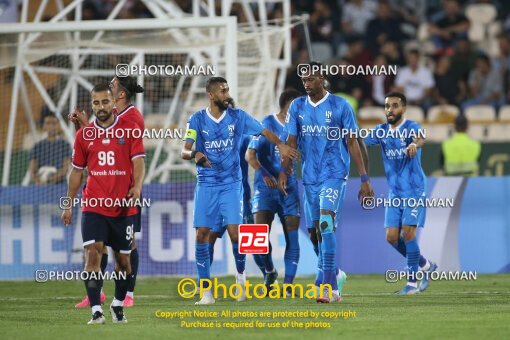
left=257, top=166, right=271, bottom=178
left=279, top=165, right=288, bottom=174
left=190, top=150, right=197, bottom=159
left=360, top=174, right=370, bottom=183
left=196, top=156, right=206, bottom=166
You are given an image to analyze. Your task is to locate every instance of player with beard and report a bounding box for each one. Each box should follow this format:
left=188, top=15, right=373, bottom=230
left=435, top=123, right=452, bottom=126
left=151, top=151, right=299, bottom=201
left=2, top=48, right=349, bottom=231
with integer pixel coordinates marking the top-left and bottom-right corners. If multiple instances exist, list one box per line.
left=362, top=92, right=437, bottom=294
left=70, top=76, right=144, bottom=308
left=279, top=62, right=373, bottom=303
left=62, top=84, right=145, bottom=324
left=181, top=77, right=298, bottom=305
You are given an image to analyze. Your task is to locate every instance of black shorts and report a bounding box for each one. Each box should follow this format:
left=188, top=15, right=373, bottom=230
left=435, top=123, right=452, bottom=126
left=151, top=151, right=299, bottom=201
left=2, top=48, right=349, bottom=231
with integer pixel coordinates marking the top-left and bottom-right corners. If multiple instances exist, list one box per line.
left=81, top=212, right=136, bottom=254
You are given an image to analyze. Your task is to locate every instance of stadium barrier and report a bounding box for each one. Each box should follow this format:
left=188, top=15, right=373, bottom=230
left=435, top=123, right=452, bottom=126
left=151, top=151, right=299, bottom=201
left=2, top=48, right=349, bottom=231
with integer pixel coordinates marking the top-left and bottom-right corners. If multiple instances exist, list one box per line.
left=0, top=177, right=509, bottom=279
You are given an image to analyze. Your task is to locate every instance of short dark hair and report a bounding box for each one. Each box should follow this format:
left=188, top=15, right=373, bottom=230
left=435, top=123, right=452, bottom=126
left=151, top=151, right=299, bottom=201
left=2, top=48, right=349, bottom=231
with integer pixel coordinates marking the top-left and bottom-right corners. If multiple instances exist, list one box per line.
left=206, top=76, right=228, bottom=92
left=477, top=54, right=491, bottom=67
left=279, top=88, right=301, bottom=109
left=385, top=91, right=407, bottom=106
left=308, top=61, right=325, bottom=77
left=116, top=76, right=144, bottom=101
left=455, top=114, right=468, bottom=131
left=407, top=49, right=420, bottom=57
left=91, top=83, right=112, bottom=94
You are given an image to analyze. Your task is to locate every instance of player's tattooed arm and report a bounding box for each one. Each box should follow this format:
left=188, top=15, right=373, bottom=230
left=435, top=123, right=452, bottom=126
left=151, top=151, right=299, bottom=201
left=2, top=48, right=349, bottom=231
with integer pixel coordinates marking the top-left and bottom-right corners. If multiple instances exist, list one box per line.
left=278, top=134, right=298, bottom=195
left=61, top=168, right=83, bottom=226
left=245, top=148, right=277, bottom=189
left=261, top=128, right=298, bottom=161
left=406, top=135, right=425, bottom=158
left=181, top=141, right=211, bottom=167
left=346, top=136, right=374, bottom=200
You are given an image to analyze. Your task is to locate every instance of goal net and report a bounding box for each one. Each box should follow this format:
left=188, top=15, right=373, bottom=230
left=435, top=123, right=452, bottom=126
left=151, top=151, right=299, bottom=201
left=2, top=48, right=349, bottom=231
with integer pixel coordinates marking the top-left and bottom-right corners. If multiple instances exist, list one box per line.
left=0, top=15, right=309, bottom=280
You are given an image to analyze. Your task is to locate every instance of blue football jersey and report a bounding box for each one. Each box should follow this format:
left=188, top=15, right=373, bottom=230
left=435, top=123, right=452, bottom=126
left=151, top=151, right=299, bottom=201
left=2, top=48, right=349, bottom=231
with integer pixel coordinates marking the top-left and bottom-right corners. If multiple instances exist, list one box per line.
left=185, top=107, right=264, bottom=185
left=364, top=119, right=427, bottom=197
left=284, top=92, right=357, bottom=185
left=249, top=114, right=296, bottom=190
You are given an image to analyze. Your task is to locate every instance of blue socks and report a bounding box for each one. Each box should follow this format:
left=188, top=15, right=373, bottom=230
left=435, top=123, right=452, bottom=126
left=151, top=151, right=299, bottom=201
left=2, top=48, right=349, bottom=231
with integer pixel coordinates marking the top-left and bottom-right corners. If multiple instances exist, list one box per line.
left=320, top=214, right=338, bottom=291
left=208, top=243, right=214, bottom=265
left=314, top=240, right=323, bottom=287
left=195, top=243, right=211, bottom=288
left=262, top=242, right=274, bottom=273
left=391, top=237, right=407, bottom=257
left=405, top=238, right=420, bottom=284
left=391, top=236, right=428, bottom=269
left=284, top=229, right=299, bottom=284
left=253, top=255, right=266, bottom=276
left=232, top=243, right=246, bottom=274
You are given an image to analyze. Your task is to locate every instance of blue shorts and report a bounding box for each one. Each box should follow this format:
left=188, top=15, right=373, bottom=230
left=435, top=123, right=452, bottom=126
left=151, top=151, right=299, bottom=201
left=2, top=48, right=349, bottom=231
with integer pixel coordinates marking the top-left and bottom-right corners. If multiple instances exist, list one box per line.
left=384, top=194, right=426, bottom=228
left=252, top=181, right=300, bottom=218
left=304, top=178, right=347, bottom=224
left=193, top=181, right=244, bottom=228
left=212, top=197, right=253, bottom=238
left=81, top=212, right=135, bottom=254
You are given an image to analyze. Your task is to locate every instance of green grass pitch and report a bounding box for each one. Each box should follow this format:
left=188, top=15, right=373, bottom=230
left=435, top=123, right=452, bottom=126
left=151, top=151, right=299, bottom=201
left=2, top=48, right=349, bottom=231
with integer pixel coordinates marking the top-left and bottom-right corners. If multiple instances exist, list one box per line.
left=1, top=275, right=509, bottom=339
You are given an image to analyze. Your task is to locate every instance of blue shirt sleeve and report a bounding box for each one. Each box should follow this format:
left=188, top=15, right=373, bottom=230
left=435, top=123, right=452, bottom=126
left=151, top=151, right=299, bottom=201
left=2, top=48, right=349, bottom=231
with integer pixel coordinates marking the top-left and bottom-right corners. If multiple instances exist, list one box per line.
left=248, top=135, right=259, bottom=150
left=184, top=114, right=199, bottom=143
left=364, top=125, right=380, bottom=147
left=340, top=99, right=358, bottom=132
left=284, top=99, right=298, bottom=136
left=241, top=110, right=264, bottom=136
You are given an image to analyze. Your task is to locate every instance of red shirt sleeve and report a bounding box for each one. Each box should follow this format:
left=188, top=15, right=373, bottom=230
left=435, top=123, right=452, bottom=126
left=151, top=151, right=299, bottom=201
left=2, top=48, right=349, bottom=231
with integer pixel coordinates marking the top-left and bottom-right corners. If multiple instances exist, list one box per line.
left=130, top=128, right=145, bottom=160
left=72, top=128, right=87, bottom=169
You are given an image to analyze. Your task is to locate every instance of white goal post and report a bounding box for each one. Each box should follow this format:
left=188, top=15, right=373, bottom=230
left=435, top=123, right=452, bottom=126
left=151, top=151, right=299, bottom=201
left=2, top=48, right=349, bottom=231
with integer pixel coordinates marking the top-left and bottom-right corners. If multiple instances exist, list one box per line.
left=0, top=17, right=237, bottom=186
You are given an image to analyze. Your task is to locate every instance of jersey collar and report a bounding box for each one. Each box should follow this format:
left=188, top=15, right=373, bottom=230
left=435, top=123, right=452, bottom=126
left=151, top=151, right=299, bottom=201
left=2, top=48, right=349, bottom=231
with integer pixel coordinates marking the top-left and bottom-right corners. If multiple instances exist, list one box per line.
left=272, top=112, right=285, bottom=127
left=116, top=104, right=134, bottom=117
left=307, top=91, right=329, bottom=108
left=389, top=118, right=407, bottom=130
left=206, top=107, right=227, bottom=123
left=94, top=115, right=119, bottom=130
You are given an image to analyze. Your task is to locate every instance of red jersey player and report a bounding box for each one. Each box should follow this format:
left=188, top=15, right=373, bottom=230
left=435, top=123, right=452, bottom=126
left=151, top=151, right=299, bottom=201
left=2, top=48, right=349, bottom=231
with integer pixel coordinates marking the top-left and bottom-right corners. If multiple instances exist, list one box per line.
left=71, top=76, right=145, bottom=308
left=62, top=84, right=145, bottom=324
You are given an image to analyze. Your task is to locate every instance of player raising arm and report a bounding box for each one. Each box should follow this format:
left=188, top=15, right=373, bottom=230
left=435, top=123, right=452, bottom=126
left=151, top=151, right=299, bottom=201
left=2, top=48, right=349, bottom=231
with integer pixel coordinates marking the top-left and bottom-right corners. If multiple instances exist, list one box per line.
left=71, top=76, right=145, bottom=308
left=181, top=77, right=297, bottom=305
left=62, top=84, right=145, bottom=324
left=278, top=62, right=373, bottom=303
